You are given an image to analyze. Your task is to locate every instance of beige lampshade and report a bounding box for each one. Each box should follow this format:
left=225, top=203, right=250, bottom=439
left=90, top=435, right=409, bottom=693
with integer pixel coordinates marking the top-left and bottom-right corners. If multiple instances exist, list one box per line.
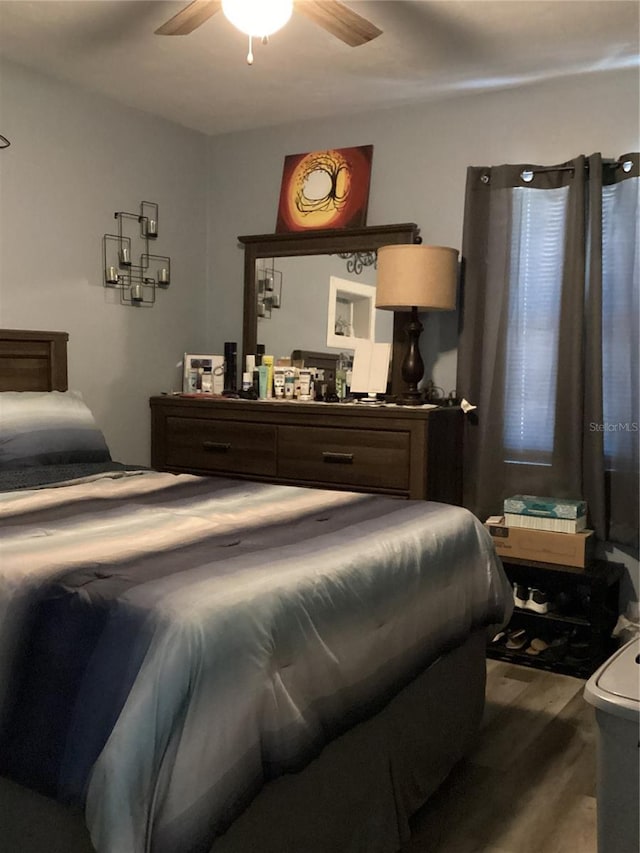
left=375, top=244, right=459, bottom=311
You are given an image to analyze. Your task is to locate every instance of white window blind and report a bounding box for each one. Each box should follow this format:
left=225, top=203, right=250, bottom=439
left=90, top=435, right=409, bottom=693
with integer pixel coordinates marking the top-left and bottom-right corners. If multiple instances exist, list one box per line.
left=602, top=176, right=640, bottom=466
left=503, top=186, right=568, bottom=463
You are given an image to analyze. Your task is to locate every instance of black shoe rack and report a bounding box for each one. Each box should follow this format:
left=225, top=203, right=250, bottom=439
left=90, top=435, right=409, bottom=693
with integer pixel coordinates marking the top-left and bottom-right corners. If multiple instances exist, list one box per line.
left=488, top=557, right=624, bottom=678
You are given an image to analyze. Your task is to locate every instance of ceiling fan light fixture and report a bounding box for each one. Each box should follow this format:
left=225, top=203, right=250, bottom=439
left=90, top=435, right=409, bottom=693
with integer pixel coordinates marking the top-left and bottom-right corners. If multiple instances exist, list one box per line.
left=221, top=0, right=293, bottom=37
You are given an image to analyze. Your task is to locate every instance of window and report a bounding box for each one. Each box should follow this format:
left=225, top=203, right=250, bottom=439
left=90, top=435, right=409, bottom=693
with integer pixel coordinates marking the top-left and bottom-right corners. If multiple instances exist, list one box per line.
left=601, top=177, right=639, bottom=466
left=459, top=154, right=638, bottom=544
left=503, top=186, right=568, bottom=464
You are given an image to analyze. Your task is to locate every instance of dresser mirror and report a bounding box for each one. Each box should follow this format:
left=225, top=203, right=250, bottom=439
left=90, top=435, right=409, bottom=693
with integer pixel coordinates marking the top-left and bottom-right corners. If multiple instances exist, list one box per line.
left=254, top=253, right=396, bottom=358
left=239, top=223, right=420, bottom=396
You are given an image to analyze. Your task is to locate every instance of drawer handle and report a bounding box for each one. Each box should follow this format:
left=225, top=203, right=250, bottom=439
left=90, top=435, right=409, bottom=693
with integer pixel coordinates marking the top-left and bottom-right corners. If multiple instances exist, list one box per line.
left=322, top=451, right=354, bottom=465
left=203, top=441, right=231, bottom=453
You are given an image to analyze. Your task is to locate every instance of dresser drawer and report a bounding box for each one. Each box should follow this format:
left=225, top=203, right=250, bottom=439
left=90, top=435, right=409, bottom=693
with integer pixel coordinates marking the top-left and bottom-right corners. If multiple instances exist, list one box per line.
left=165, top=416, right=277, bottom=476
left=278, top=426, right=410, bottom=491
left=151, top=397, right=462, bottom=503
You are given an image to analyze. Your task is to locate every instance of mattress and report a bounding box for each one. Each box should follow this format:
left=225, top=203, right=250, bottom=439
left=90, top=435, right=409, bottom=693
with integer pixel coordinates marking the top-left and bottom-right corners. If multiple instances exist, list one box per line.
left=0, top=467, right=511, bottom=853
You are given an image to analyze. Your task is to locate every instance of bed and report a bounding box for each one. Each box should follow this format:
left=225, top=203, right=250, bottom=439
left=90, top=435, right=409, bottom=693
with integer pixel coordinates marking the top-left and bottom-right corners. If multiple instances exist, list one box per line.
left=0, top=329, right=512, bottom=853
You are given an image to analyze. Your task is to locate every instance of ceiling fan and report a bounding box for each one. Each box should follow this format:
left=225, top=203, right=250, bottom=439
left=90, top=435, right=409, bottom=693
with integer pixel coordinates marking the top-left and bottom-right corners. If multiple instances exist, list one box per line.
left=155, top=0, right=383, bottom=48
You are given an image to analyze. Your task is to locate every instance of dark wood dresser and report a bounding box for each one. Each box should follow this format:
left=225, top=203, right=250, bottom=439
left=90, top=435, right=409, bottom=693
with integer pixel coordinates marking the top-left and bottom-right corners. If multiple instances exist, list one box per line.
left=150, top=396, right=463, bottom=503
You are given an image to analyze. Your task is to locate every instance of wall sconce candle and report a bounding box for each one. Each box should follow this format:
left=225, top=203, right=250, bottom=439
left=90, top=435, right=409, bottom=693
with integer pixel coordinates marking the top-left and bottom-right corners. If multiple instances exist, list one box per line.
left=106, top=266, right=118, bottom=284
left=140, top=201, right=159, bottom=240
left=119, top=245, right=131, bottom=265
left=131, top=283, right=144, bottom=303
left=158, top=267, right=170, bottom=284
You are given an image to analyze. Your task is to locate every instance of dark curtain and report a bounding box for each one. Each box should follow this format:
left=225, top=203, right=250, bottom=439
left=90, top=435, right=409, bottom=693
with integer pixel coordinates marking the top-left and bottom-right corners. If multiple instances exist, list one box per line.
left=457, top=152, right=639, bottom=548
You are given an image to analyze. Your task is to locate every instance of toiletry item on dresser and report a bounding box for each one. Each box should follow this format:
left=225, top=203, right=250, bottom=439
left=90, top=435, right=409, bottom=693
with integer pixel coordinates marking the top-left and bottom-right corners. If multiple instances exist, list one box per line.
left=239, top=371, right=258, bottom=399
left=255, top=344, right=265, bottom=366
left=273, top=367, right=285, bottom=398
left=299, top=368, right=312, bottom=401
left=201, top=369, right=213, bottom=393
left=294, top=367, right=303, bottom=399
left=314, top=369, right=326, bottom=402
left=212, top=355, right=225, bottom=394
left=336, top=353, right=348, bottom=400
left=262, top=355, right=274, bottom=399
left=224, top=342, right=237, bottom=392
left=187, top=367, right=199, bottom=392
left=257, top=364, right=268, bottom=400
left=324, top=382, right=340, bottom=403
left=284, top=369, right=295, bottom=399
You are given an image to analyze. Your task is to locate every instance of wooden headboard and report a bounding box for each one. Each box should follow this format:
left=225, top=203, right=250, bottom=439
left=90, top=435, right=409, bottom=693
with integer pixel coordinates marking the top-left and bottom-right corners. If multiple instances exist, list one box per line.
left=0, top=329, right=69, bottom=391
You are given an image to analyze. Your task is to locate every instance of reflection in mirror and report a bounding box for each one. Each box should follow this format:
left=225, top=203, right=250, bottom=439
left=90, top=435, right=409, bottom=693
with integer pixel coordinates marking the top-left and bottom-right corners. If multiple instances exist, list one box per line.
left=256, top=261, right=282, bottom=319
left=255, top=254, right=393, bottom=360
left=239, top=224, right=420, bottom=396
left=327, top=277, right=377, bottom=348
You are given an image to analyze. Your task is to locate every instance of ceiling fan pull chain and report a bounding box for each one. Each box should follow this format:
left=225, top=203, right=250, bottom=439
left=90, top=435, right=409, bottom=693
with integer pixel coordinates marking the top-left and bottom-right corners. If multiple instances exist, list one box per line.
left=247, top=34, right=253, bottom=65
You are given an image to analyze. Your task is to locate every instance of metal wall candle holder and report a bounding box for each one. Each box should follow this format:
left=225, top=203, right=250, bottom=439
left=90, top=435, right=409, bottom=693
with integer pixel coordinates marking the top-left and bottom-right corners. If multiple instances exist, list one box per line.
left=102, top=201, right=171, bottom=307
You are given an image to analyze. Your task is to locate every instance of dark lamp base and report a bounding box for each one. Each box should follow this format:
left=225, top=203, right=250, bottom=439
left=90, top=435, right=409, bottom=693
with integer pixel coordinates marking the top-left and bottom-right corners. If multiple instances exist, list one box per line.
left=400, top=306, right=425, bottom=405
left=397, top=391, right=424, bottom=406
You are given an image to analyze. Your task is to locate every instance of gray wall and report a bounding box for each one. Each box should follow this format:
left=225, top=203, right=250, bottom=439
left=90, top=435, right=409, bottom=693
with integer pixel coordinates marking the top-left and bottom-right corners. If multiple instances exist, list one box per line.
left=0, top=59, right=209, bottom=464
left=207, top=67, right=639, bottom=397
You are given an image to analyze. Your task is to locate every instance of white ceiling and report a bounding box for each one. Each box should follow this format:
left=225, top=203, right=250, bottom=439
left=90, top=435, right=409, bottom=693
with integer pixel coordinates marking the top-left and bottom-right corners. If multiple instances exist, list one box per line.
left=0, top=1, right=638, bottom=136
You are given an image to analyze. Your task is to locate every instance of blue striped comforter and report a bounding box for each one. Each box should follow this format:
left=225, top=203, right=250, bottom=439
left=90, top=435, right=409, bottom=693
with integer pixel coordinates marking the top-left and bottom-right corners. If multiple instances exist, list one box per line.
left=0, top=469, right=511, bottom=853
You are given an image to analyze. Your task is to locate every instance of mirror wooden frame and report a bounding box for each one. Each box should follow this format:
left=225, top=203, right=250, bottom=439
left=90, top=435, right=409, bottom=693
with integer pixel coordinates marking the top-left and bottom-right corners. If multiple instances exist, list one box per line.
left=239, top=223, right=420, bottom=397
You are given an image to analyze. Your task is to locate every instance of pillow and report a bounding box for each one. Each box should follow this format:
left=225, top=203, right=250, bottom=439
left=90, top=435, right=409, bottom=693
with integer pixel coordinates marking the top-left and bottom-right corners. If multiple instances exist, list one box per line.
left=0, top=390, right=112, bottom=469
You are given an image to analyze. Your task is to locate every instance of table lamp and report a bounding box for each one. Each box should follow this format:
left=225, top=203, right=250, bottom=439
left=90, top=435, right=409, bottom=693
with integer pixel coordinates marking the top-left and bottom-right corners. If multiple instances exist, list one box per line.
left=376, top=244, right=458, bottom=404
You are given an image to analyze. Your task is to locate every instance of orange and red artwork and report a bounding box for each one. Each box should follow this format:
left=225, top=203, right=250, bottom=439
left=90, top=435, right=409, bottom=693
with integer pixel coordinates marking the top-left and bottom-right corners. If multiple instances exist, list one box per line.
left=275, top=145, right=373, bottom=232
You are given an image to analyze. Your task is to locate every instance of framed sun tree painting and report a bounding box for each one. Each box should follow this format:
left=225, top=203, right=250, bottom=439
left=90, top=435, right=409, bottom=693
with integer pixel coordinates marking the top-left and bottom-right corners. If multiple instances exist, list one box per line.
left=275, top=144, right=373, bottom=232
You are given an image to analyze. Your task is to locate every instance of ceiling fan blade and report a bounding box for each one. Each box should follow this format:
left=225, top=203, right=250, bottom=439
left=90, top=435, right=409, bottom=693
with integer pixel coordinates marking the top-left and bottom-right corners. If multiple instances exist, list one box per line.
left=155, top=0, right=222, bottom=36
left=294, top=0, right=382, bottom=47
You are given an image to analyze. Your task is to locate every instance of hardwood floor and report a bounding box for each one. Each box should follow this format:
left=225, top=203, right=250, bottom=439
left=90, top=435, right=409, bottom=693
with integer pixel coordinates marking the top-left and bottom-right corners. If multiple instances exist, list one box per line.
left=0, top=661, right=595, bottom=853
left=403, top=660, right=596, bottom=853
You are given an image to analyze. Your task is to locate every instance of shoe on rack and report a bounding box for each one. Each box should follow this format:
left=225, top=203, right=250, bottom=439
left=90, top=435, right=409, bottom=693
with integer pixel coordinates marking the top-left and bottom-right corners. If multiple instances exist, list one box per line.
left=565, top=629, right=591, bottom=663
left=505, top=628, right=528, bottom=650
left=554, top=591, right=576, bottom=615
left=526, top=588, right=550, bottom=614
left=513, top=583, right=529, bottom=609
left=525, top=637, right=550, bottom=656
left=565, top=641, right=591, bottom=664
left=543, top=633, right=570, bottom=662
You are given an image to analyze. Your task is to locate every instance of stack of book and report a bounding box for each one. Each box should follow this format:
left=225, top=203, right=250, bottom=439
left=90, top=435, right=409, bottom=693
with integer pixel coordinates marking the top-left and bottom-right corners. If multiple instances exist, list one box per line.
left=485, top=495, right=594, bottom=568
